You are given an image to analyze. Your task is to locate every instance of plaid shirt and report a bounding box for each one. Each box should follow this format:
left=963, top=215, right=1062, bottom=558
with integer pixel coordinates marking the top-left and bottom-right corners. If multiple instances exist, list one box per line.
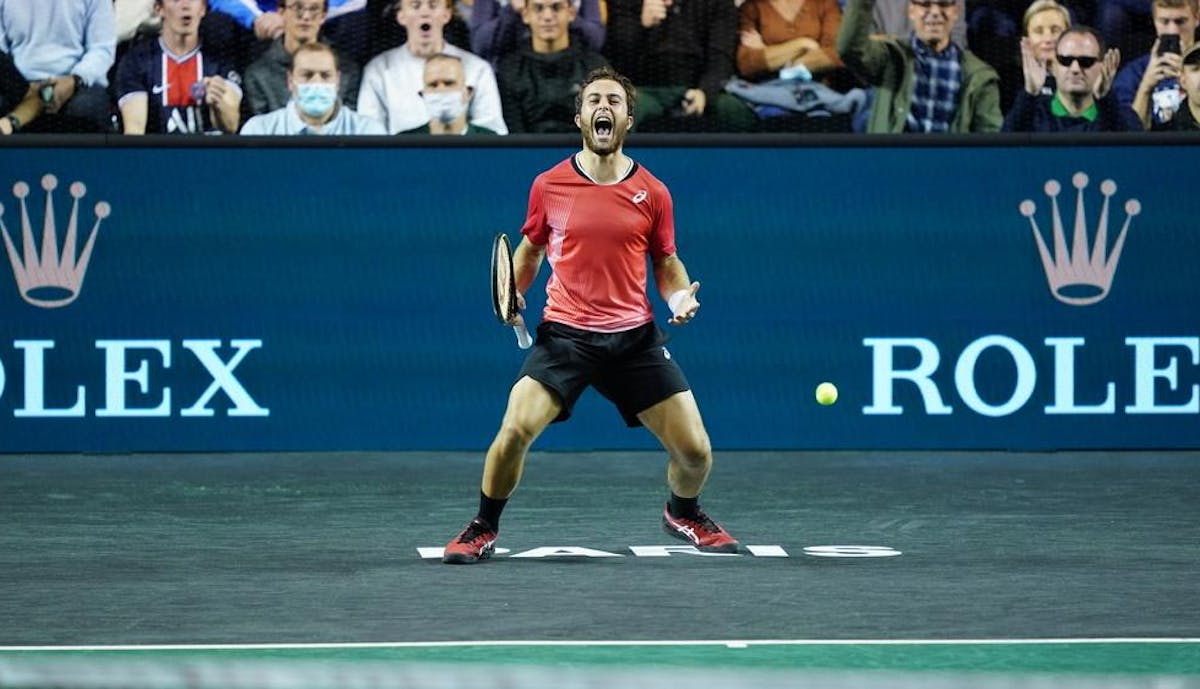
left=906, top=34, right=963, bottom=133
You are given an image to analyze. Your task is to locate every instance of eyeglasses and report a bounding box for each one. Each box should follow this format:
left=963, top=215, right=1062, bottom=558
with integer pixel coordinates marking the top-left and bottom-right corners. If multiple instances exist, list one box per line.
left=910, top=0, right=956, bottom=9
left=285, top=3, right=326, bottom=17
left=1055, top=54, right=1099, bottom=68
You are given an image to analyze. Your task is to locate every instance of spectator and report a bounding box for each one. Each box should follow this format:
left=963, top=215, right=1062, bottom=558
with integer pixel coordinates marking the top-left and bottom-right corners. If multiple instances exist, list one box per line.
left=241, top=41, right=385, bottom=132
left=242, top=0, right=362, bottom=116
left=0, top=51, right=42, bottom=135
left=470, top=0, right=604, bottom=65
left=206, top=0, right=370, bottom=67
left=837, top=0, right=1002, bottom=132
left=1021, top=0, right=1072, bottom=97
left=735, top=0, right=844, bottom=82
left=497, top=0, right=608, bottom=132
left=0, top=0, right=116, bottom=133
left=604, top=0, right=755, bottom=131
left=399, top=52, right=499, bottom=132
left=358, top=0, right=507, bottom=133
left=1004, top=26, right=1137, bottom=130
left=1113, top=0, right=1197, bottom=129
left=880, top=0, right=968, bottom=47
left=117, top=0, right=243, bottom=134
left=1158, top=40, right=1200, bottom=129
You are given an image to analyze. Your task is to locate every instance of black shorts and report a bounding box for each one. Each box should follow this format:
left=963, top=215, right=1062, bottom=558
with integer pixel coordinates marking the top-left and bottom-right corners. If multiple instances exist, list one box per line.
left=518, top=320, right=691, bottom=427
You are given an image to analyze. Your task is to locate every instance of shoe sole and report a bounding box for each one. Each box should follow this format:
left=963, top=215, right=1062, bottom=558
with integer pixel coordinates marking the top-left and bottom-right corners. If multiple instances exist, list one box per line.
left=662, top=521, right=740, bottom=553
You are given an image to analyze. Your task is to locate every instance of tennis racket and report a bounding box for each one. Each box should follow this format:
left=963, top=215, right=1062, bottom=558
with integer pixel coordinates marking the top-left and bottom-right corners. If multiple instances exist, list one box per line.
left=491, top=233, right=534, bottom=349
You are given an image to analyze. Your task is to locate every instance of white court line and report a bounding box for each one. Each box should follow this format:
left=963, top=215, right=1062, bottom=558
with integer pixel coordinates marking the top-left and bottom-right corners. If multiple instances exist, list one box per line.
left=2, top=638, right=1199, bottom=652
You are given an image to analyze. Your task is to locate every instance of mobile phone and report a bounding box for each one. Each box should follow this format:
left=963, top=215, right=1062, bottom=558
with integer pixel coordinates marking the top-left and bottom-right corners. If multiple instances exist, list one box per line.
left=1158, top=34, right=1181, bottom=56
left=39, top=82, right=54, bottom=105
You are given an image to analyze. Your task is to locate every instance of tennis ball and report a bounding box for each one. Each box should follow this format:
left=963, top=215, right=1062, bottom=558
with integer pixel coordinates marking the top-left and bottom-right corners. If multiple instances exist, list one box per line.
left=815, top=382, right=838, bottom=406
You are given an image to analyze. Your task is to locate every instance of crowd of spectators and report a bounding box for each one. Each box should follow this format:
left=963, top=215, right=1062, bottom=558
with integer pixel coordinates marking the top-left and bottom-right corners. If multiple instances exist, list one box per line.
left=0, top=0, right=1196, bottom=135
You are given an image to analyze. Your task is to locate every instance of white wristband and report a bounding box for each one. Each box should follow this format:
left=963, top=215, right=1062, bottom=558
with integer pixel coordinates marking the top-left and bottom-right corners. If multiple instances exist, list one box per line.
left=667, top=289, right=689, bottom=314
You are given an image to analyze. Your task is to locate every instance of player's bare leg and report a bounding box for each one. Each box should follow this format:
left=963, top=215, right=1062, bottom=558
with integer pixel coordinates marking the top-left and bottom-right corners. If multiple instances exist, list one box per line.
left=639, top=390, right=739, bottom=553
left=482, top=376, right=562, bottom=499
left=443, top=376, right=560, bottom=564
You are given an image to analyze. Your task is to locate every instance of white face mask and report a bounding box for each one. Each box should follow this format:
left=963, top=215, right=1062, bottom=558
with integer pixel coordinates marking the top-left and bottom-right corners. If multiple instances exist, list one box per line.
left=422, top=90, right=466, bottom=124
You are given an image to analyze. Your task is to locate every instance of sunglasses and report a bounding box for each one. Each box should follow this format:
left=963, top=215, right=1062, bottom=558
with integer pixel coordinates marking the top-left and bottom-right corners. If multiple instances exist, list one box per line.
left=910, top=0, right=956, bottom=8
left=1056, top=54, right=1099, bottom=68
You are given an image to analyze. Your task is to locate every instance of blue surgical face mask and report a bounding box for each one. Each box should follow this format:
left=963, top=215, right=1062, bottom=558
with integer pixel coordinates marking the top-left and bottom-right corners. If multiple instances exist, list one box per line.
left=422, top=91, right=466, bottom=124
left=296, top=82, right=337, bottom=118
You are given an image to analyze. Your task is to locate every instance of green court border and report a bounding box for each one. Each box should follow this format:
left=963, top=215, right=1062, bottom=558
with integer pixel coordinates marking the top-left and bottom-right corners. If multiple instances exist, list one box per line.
left=3, top=641, right=1198, bottom=674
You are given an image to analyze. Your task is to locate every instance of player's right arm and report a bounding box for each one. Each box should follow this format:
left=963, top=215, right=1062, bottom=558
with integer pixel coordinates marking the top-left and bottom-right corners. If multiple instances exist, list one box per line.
left=119, top=93, right=149, bottom=134
left=512, top=237, right=544, bottom=310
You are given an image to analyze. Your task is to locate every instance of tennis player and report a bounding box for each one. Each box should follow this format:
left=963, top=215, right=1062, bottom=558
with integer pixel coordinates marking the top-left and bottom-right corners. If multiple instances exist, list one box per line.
left=443, top=66, right=739, bottom=564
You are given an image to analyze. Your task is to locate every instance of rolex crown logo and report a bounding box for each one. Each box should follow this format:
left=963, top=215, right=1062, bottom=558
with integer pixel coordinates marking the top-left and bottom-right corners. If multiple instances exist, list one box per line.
left=1018, top=172, right=1140, bottom=307
left=1, top=174, right=111, bottom=308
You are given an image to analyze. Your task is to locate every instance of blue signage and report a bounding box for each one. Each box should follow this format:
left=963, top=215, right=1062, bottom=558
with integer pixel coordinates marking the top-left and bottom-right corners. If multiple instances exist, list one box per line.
left=1, top=143, right=1196, bottom=451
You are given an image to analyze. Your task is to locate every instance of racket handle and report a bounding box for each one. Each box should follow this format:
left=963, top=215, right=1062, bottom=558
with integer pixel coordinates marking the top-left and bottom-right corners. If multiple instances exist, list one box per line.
left=513, top=314, right=533, bottom=349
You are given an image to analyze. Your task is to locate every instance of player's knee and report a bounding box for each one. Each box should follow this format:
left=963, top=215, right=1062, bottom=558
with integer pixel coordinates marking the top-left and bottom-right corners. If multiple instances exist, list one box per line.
left=673, top=440, right=712, bottom=471
left=496, top=421, right=538, bottom=453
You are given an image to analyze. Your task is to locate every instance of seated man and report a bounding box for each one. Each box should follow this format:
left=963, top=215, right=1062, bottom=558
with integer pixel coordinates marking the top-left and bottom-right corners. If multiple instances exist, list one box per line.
left=837, top=0, right=1002, bottom=132
left=117, top=0, right=243, bottom=134
left=604, top=0, right=756, bottom=132
left=498, top=0, right=607, bottom=133
left=0, top=51, right=42, bottom=135
left=206, top=0, right=370, bottom=66
left=358, top=0, right=506, bottom=133
left=0, top=0, right=116, bottom=133
left=470, top=0, right=605, bottom=65
left=399, top=53, right=498, bottom=133
left=242, top=0, right=362, bottom=117
left=242, top=41, right=385, bottom=133
left=1004, top=26, right=1139, bottom=131
left=1113, top=0, right=1197, bottom=129
left=1155, top=41, right=1200, bottom=129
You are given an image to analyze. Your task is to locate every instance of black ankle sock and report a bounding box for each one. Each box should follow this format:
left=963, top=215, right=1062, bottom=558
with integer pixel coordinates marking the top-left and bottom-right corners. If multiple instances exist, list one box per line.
left=477, top=491, right=508, bottom=530
left=668, top=493, right=699, bottom=519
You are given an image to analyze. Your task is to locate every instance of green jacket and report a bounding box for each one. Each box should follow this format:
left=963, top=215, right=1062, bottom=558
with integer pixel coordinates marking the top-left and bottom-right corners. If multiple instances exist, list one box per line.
left=836, top=0, right=1002, bottom=133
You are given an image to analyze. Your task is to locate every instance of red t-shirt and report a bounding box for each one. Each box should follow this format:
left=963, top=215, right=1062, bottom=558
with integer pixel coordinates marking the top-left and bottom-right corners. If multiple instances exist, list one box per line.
left=521, top=155, right=677, bottom=333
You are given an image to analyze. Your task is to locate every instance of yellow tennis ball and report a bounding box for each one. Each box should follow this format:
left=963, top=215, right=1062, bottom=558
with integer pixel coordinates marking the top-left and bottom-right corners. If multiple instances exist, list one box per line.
left=815, top=382, right=838, bottom=406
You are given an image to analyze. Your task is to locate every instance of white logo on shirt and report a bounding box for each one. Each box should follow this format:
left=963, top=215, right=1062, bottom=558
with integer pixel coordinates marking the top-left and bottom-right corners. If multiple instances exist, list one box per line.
left=662, top=347, right=671, bottom=360
left=152, top=84, right=165, bottom=94
left=632, top=190, right=648, bottom=204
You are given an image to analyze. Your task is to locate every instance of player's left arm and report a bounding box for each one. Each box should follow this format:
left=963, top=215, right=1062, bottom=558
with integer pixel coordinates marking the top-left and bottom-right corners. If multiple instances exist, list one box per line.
left=653, top=254, right=700, bottom=326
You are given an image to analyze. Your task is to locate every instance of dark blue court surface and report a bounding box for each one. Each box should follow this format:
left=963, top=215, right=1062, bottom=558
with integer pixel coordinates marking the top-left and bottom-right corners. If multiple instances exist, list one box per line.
left=1, top=450, right=1197, bottom=647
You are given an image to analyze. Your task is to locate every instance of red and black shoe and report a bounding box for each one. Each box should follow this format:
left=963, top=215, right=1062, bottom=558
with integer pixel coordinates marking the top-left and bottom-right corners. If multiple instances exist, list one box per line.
left=442, top=518, right=498, bottom=564
left=662, top=504, right=740, bottom=553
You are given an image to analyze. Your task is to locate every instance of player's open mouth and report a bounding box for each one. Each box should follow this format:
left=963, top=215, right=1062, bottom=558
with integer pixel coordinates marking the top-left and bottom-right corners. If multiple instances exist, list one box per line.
left=420, top=22, right=432, bottom=31
left=593, top=114, right=613, bottom=138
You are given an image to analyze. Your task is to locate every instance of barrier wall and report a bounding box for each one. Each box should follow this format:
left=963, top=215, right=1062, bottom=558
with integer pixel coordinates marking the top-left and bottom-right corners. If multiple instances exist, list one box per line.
left=1, top=140, right=1197, bottom=451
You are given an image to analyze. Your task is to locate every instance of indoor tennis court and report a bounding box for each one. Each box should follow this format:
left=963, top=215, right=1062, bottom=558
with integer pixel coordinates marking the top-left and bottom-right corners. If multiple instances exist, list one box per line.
left=2, top=450, right=1197, bottom=687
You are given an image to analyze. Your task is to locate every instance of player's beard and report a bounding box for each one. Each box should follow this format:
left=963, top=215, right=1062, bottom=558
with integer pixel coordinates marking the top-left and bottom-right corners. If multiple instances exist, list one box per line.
left=582, top=113, right=628, bottom=156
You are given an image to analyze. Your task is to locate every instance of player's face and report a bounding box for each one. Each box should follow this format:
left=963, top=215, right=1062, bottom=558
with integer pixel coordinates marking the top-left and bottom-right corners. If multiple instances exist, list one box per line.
left=1052, top=32, right=1102, bottom=97
left=397, top=0, right=452, bottom=46
left=1025, top=8, right=1068, bottom=63
left=156, top=0, right=207, bottom=36
left=283, top=0, right=327, bottom=43
left=576, top=79, right=632, bottom=155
